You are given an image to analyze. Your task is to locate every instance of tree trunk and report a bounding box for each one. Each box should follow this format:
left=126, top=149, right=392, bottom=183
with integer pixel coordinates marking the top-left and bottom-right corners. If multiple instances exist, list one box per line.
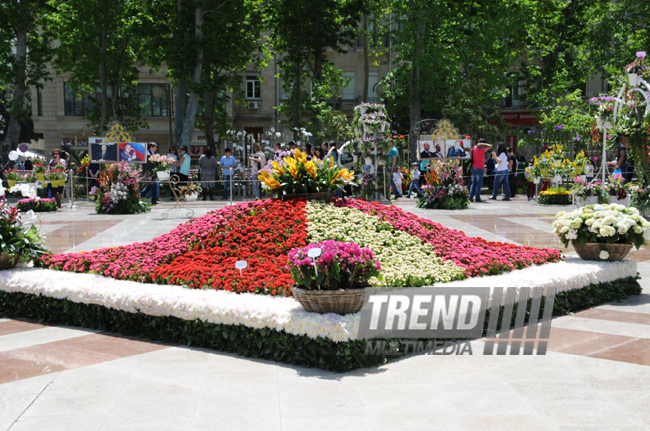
left=204, top=86, right=217, bottom=155
left=179, top=6, right=205, bottom=149
left=99, top=22, right=110, bottom=132
left=174, top=80, right=186, bottom=146
left=408, top=8, right=425, bottom=163
left=6, top=2, right=29, bottom=154
left=293, top=61, right=301, bottom=138
left=362, top=15, right=369, bottom=103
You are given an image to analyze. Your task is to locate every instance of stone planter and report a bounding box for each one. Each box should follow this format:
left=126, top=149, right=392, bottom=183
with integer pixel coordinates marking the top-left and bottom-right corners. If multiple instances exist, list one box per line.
left=292, top=286, right=372, bottom=315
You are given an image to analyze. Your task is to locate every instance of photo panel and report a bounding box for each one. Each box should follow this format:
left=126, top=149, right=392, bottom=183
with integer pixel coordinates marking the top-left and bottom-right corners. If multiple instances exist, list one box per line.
left=118, top=142, right=147, bottom=163
left=417, top=140, right=435, bottom=160
left=89, top=142, right=118, bottom=163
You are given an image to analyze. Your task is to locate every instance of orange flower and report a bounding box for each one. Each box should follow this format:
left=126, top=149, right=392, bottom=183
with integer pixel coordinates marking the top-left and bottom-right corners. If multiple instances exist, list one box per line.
left=305, top=161, right=317, bottom=179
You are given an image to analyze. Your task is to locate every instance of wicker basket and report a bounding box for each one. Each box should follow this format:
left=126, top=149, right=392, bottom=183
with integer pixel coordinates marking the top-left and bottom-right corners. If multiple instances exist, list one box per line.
left=573, top=243, right=633, bottom=262
left=282, top=192, right=330, bottom=201
left=292, top=286, right=372, bottom=315
left=0, top=253, right=18, bottom=270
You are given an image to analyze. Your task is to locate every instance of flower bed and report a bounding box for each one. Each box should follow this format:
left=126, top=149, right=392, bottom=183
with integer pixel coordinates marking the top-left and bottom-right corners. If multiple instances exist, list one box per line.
left=15, top=198, right=57, bottom=212
left=538, top=188, right=572, bottom=205
left=334, top=199, right=561, bottom=277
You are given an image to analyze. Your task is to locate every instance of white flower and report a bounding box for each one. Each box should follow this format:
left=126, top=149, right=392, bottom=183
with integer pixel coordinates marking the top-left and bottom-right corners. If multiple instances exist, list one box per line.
left=560, top=226, right=570, bottom=234
left=599, top=250, right=610, bottom=260
left=566, top=229, right=578, bottom=240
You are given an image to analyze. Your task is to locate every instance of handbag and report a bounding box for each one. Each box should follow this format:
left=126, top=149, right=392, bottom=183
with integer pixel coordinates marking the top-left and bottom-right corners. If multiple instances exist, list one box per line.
left=613, top=169, right=622, bottom=175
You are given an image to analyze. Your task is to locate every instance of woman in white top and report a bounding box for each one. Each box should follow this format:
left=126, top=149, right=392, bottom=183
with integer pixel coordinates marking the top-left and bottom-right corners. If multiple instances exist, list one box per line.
left=489, top=143, right=511, bottom=201
left=249, top=142, right=267, bottom=200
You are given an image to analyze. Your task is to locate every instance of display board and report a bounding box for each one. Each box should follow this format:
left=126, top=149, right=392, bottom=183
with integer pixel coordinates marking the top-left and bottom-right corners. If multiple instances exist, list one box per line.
left=89, top=142, right=147, bottom=164
left=417, top=119, right=471, bottom=160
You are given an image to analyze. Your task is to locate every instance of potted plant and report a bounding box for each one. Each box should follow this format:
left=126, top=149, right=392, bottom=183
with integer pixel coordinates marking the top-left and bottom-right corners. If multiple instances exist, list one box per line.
left=288, top=240, right=382, bottom=315
left=258, top=148, right=356, bottom=200
left=590, top=96, right=616, bottom=129
left=4, top=169, right=18, bottom=187
left=607, top=175, right=630, bottom=206
left=0, top=202, right=48, bottom=269
left=149, top=154, right=172, bottom=181
left=179, top=182, right=202, bottom=200
left=553, top=204, right=650, bottom=261
left=573, top=151, right=588, bottom=175
left=625, top=52, right=647, bottom=87
left=32, top=159, right=46, bottom=181
left=573, top=177, right=601, bottom=207
left=631, top=185, right=650, bottom=218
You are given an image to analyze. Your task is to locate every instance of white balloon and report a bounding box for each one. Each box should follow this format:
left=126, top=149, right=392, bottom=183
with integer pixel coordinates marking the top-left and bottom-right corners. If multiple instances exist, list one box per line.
left=8, top=150, right=19, bottom=161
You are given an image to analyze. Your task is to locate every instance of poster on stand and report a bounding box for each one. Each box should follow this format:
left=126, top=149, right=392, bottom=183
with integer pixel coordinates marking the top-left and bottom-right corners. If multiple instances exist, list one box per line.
left=89, top=142, right=119, bottom=163
left=118, top=142, right=147, bottom=163
left=417, top=138, right=471, bottom=160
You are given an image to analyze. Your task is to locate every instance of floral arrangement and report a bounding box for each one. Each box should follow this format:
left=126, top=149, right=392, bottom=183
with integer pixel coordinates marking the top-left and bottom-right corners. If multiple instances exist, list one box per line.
left=607, top=175, right=629, bottom=199
left=538, top=187, right=572, bottom=205
left=178, top=182, right=202, bottom=197
left=148, top=154, right=173, bottom=173
left=3, top=169, right=18, bottom=180
left=352, top=103, right=392, bottom=153
left=358, top=172, right=378, bottom=200
left=287, top=240, right=381, bottom=291
left=95, top=162, right=149, bottom=214
left=258, top=148, right=355, bottom=199
left=631, top=185, right=650, bottom=214
left=31, top=159, right=46, bottom=173
left=23, top=174, right=37, bottom=183
left=590, top=96, right=616, bottom=123
left=553, top=204, right=650, bottom=250
left=417, top=161, right=469, bottom=210
left=0, top=201, right=47, bottom=264
left=572, top=177, right=601, bottom=198
left=625, top=51, right=648, bottom=77
left=16, top=198, right=57, bottom=212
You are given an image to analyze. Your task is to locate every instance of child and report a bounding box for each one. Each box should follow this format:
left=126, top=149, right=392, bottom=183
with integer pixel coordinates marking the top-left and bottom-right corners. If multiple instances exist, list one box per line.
left=406, top=162, right=424, bottom=198
left=392, top=167, right=403, bottom=199
left=525, top=167, right=536, bottom=201
left=585, top=159, right=595, bottom=182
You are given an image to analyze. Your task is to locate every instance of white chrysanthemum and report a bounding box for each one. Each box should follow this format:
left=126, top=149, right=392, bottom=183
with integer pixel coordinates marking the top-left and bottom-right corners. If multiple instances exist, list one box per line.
left=566, top=229, right=578, bottom=240
left=599, top=250, right=610, bottom=260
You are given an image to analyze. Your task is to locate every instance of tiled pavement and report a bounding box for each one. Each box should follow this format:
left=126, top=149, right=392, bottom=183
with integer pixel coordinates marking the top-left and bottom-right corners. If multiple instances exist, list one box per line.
left=2, top=196, right=650, bottom=430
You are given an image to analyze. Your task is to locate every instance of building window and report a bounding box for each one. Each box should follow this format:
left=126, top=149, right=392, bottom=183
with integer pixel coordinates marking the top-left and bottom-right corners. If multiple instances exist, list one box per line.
left=132, top=84, right=168, bottom=117
left=64, top=83, right=103, bottom=116
left=37, top=87, right=42, bottom=116
left=246, top=76, right=261, bottom=99
left=342, top=72, right=356, bottom=100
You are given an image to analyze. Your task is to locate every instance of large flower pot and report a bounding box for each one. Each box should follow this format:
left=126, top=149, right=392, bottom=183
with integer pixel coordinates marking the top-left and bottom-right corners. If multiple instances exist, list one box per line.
left=0, top=253, right=18, bottom=270
left=575, top=165, right=584, bottom=175
left=185, top=193, right=198, bottom=201
left=7, top=179, right=15, bottom=188
left=292, top=286, right=372, bottom=315
left=587, top=196, right=599, bottom=206
left=540, top=168, right=550, bottom=177
left=608, top=195, right=630, bottom=207
left=573, top=243, right=633, bottom=262
left=156, top=171, right=170, bottom=181
left=36, top=172, right=45, bottom=181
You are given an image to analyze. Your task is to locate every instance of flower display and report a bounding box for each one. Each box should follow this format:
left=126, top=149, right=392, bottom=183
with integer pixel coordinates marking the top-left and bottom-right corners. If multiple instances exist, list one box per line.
left=42, top=198, right=562, bottom=297
left=307, top=202, right=466, bottom=287
left=15, top=198, right=57, bottom=212
left=417, top=160, right=469, bottom=210
left=258, top=148, right=355, bottom=199
left=148, top=154, right=173, bottom=173
left=553, top=204, right=650, bottom=249
left=590, top=96, right=616, bottom=123
left=335, top=199, right=562, bottom=277
left=538, top=187, right=572, bottom=205
left=287, top=240, right=381, bottom=291
left=94, top=162, right=149, bottom=214
left=0, top=201, right=48, bottom=264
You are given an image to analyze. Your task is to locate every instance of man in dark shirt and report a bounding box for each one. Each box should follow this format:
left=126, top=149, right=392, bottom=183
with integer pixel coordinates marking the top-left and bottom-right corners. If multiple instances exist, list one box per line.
left=507, top=147, right=518, bottom=198
left=24, top=158, right=33, bottom=171
left=420, top=142, right=434, bottom=159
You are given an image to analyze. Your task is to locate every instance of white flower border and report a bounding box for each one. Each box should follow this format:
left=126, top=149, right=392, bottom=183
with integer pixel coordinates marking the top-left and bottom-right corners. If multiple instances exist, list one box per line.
left=0, top=257, right=637, bottom=342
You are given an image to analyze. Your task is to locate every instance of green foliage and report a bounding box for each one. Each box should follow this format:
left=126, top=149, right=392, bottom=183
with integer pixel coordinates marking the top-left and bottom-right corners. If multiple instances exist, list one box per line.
left=0, top=203, right=48, bottom=262
left=16, top=199, right=58, bottom=212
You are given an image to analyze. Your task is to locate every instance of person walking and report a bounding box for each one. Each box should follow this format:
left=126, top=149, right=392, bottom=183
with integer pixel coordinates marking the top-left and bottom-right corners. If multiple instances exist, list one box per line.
left=469, top=138, right=492, bottom=202
left=140, top=143, right=160, bottom=205
left=406, top=162, right=424, bottom=198
left=249, top=142, right=266, bottom=200
left=388, top=139, right=401, bottom=198
left=615, top=138, right=629, bottom=182
left=392, top=166, right=404, bottom=199
left=198, top=147, right=219, bottom=200
left=489, top=143, right=511, bottom=201
left=507, top=147, right=518, bottom=197
left=219, top=148, right=237, bottom=200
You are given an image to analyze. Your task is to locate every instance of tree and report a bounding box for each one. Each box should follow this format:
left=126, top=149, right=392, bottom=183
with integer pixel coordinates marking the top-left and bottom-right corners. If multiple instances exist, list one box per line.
left=265, top=0, right=369, bottom=130
left=0, top=0, right=53, bottom=161
left=143, top=0, right=266, bottom=149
